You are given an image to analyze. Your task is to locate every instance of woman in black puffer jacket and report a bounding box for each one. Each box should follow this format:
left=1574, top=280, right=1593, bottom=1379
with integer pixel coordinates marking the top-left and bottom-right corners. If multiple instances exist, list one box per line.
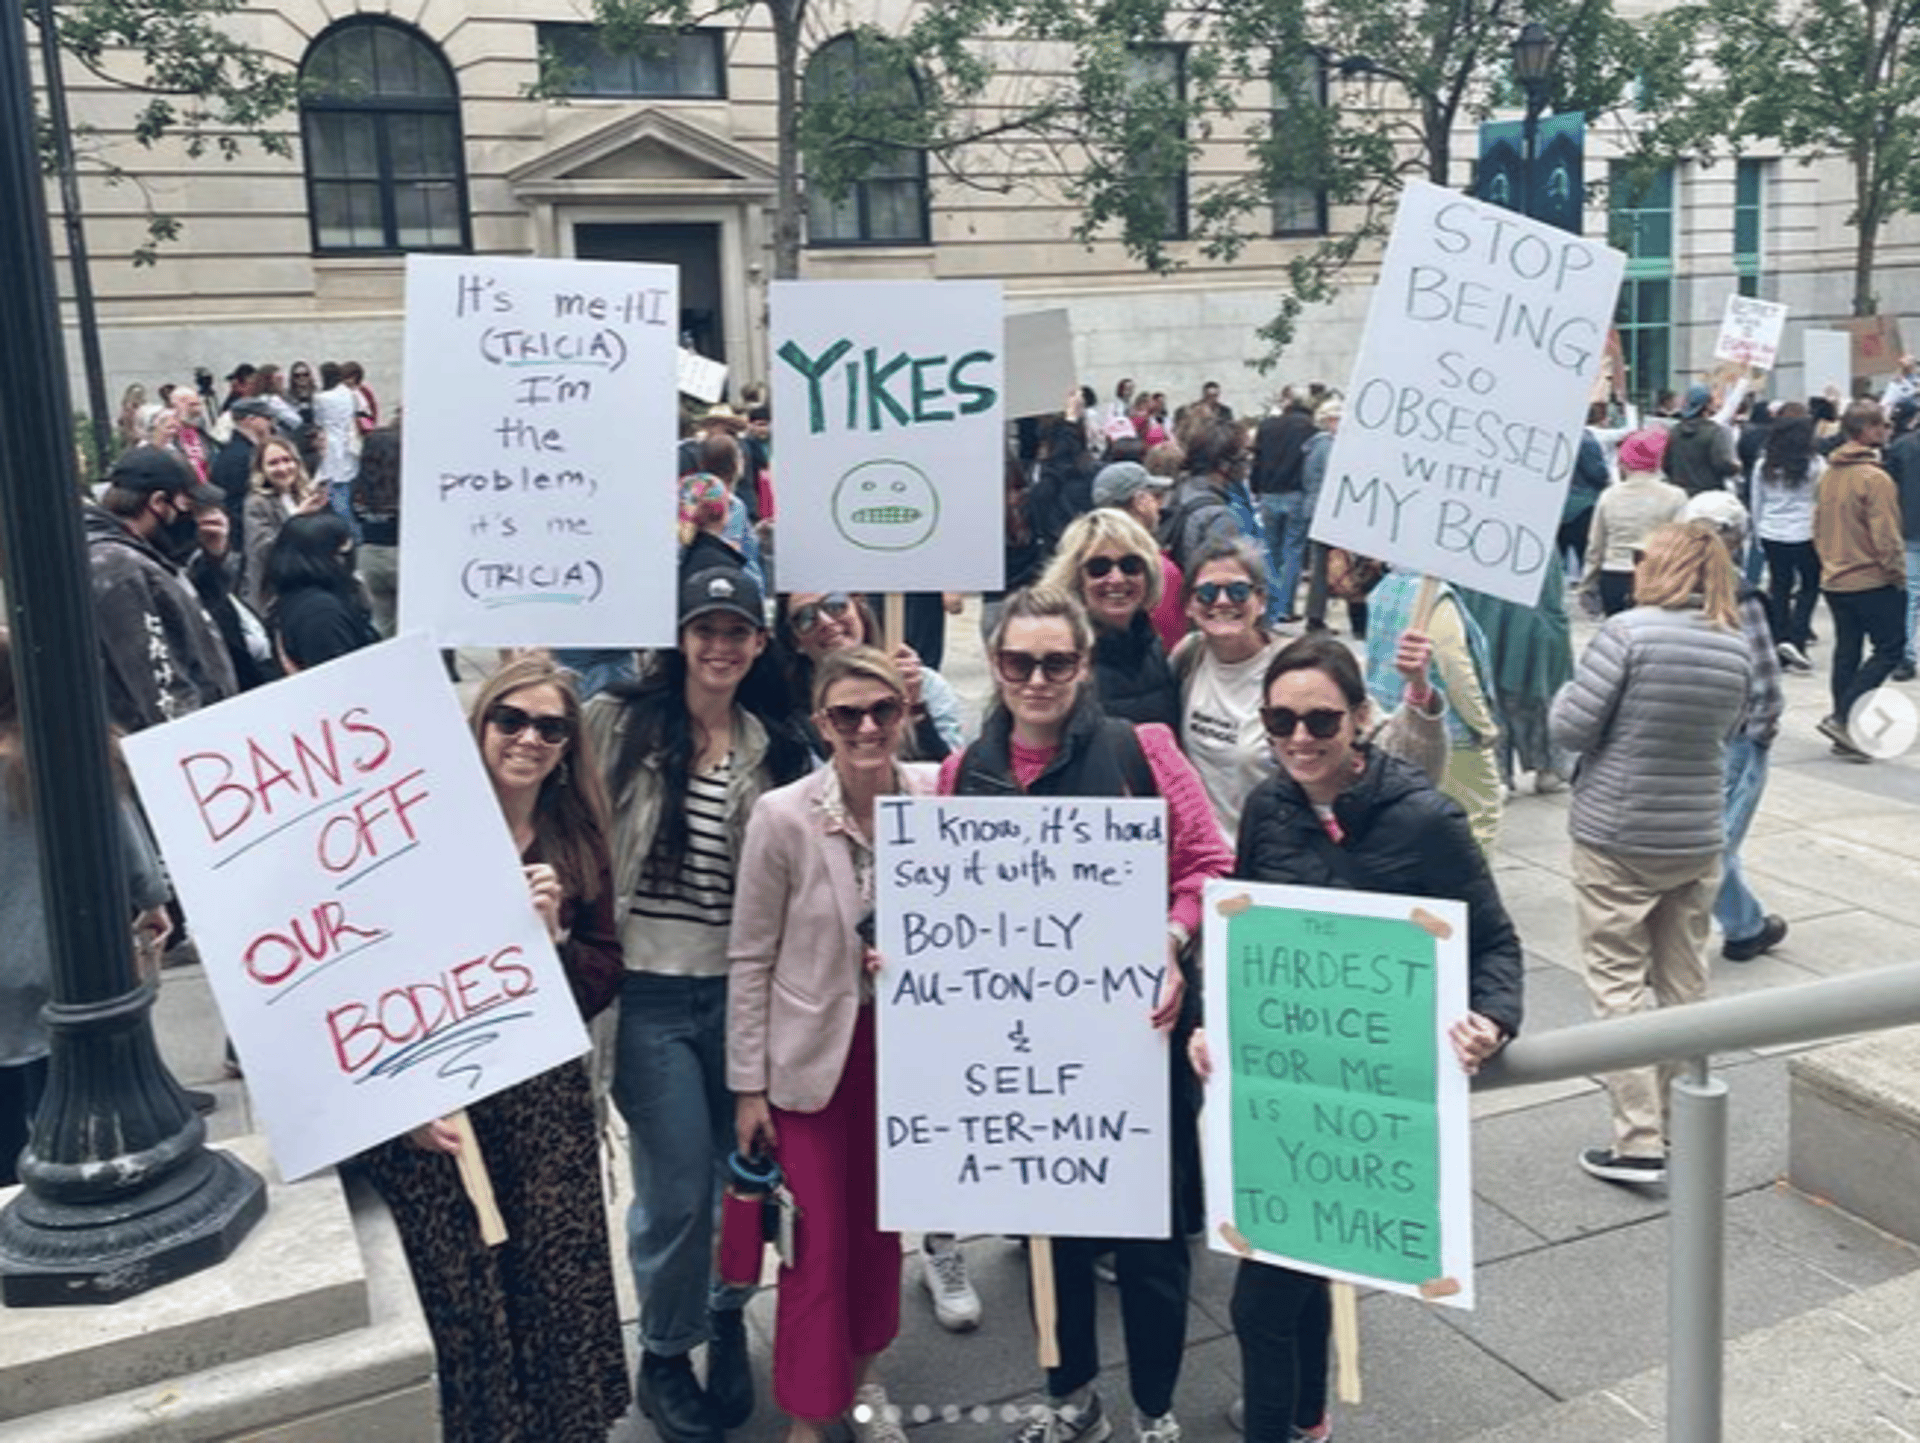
left=1192, top=633, right=1524, bottom=1443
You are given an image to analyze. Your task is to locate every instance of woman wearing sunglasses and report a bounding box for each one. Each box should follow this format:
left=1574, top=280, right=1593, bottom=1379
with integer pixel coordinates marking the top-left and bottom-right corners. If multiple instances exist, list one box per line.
left=728, top=646, right=927, bottom=1443
left=359, top=655, right=630, bottom=1443
left=775, top=591, right=964, bottom=760
left=1189, top=633, right=1523, bottom=1443
left=942, top=586, right=1233, bottom=1443
left=1038, top=509, right=1181, bottom=729
left=580, top=565, right=810, bottom=1443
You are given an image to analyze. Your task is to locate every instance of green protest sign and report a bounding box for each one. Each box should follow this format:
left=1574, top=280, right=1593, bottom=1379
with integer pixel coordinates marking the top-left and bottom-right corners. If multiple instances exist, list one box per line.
left=1201, top=880, right=1475, bottom=1309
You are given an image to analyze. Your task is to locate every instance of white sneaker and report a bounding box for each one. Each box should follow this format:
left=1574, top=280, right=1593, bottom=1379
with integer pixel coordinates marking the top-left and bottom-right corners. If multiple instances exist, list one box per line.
left=1010, top=1393, right=1111, bottom=1443
left=921, top=1235, right=982, bottom=1331
left=852, top=1383, right=908, bottom=1443
left=1135, top=1409, right=1181, bottom=1443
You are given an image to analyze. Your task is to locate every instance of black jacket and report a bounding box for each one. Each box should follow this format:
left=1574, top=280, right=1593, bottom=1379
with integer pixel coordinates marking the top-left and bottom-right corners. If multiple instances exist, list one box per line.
left=1252, top=409, right=1316, bottom=494
left=952, top=694, right=1153, bottom=799
left=1091, top=611, right=1180, bottom=730
left=1234, top=748, right=1524, bottom=1037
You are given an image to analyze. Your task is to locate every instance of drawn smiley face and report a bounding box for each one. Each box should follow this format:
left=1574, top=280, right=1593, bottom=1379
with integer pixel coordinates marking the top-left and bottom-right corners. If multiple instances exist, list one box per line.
left=830, top=459, right=940, bottom=552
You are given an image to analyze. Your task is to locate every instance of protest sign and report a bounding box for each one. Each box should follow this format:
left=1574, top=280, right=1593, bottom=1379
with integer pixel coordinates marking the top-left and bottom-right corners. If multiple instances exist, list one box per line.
left=1713, top=294, right=1789, bottom=371
left=1836, top=314, right=1905, bottom=378
left=678, top=347, right=728, bottom=405
left=1311, top=181, right=1625, bottom=607
left=122, top=634, right=590, bottom=1181
left=1005, top=308, right=1077, bottom=418
left=771, top=280, right=1005, bottom=593
left=876, top=796, right=1170, bottom=1238
left=1803, top=328, right=1852, bottom=401
left=399, top=254, right=679, bottom=648
left=1201, top=879, right=1474, bottom=1308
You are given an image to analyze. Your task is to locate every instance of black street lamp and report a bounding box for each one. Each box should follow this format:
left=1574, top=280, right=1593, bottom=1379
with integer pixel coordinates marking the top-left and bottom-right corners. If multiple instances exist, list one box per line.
left=0, top=0, right=265, bottom=1306
left=1512, top=21, right=1556, bottom=220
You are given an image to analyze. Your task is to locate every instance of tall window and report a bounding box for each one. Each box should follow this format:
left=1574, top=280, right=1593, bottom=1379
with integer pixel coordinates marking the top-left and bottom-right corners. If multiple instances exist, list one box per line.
left=803, top=35, right=930, bottom=246
left=1608, top=162, right=1674, bottom=408
left=536, top=25, right=724, bottom=99
left=1734, top=158, right=1766, bottom=298
left=1124, top=44, right=1189, bottom=242
left=1270, top=53, right=1328, bottom=237
left=301, top=19, right=469, bottom=253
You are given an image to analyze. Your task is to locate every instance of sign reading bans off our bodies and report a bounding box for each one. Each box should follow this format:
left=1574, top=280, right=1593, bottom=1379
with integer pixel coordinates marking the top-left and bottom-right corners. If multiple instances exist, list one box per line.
left=1312, top=182, right=1625, bottom=607
left=1201, top=880, right=1475, bottom=1309
left=771, top=280, right=1005, bottom=593
left=400, top=254, right=679, bottom=648
left=876, top=796, right=1170, bottom=1238
left=122, top=635, right=590, bottom=1180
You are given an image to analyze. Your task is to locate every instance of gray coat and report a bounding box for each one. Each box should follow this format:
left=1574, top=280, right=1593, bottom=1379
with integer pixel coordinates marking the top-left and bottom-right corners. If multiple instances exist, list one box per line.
left=1549, top=604, right=1751, bottom=856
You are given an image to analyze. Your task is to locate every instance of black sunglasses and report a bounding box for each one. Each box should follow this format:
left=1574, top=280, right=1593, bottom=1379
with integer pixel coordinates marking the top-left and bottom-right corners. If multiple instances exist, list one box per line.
left=995, top=650, right=1082, bottom=684
left=487, top=704, right=572, bottom=746
left=1194, top=580, right=1255, bottom=606
left=791, top=594, right=853, bottom=635
left=1260, top=706, right=1348, bottom=740
left=1082, top=554, right=1149, bottom=580
left=821, top=698, right=904, bottom=736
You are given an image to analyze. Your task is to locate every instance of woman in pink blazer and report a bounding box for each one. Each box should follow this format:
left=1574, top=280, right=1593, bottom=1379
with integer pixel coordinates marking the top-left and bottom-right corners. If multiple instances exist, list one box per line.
left=728, top=645, right=927, bottom=1443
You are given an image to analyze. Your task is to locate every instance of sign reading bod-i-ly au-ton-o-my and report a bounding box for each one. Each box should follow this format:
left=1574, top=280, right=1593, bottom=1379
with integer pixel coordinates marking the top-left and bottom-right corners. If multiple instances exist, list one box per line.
left=876, top=796, right=1171, bottom=1238
left=1311, top=181, right=1625, bottom=607
left=1201, top=879, right=1475, bottom=1309
left=121, top=634, right=590, bottom=1181
left=771, top=281, right=1005, bottom=593
left=400, top=254, right=680, bottom=648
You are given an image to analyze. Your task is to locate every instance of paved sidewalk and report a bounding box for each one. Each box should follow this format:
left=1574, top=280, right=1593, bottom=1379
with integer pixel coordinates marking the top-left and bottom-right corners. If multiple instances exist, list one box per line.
left=149, top=594, right=1920, bottom=1441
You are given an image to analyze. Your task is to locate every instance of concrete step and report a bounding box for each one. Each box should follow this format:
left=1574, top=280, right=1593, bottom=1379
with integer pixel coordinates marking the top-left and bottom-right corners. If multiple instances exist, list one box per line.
left=1791, top=1027, right=1920, bottom=1249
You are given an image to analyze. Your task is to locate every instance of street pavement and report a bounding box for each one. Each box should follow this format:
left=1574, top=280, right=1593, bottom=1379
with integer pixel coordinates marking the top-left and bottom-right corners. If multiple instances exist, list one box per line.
left=152, top=593, right=1920, bottom=1442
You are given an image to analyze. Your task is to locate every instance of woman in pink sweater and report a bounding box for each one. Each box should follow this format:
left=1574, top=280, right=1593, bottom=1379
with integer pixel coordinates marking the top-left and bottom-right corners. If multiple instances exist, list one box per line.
left=939, top=585, right=1232, bottom=1443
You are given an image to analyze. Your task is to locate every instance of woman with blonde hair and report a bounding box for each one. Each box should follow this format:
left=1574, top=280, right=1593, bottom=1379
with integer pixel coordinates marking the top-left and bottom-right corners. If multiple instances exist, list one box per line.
left=242, top=433, right=326, bottom=611
left=1551, top=522, right=1751, bottom=1187
left=1039, top=508, right=1179, bottom=727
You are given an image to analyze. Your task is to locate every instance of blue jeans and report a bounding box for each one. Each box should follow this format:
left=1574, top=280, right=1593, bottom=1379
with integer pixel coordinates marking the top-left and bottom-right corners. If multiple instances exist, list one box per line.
left=1905, top=542, right=1920, bottom=664
left=1261, top=491, right=1312, bottom=618
left=1712, top=736, right=1770, bottom=944
left=612, top=971, right=750, bottom=1358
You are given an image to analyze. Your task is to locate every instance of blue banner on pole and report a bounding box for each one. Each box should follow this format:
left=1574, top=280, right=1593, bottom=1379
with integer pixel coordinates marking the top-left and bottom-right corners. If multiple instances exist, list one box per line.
left=1476, top=114, right=1584, bottom=235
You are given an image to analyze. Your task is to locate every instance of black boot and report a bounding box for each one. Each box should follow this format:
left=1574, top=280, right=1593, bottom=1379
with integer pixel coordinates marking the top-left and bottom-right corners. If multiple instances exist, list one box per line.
left=705, top=1309, right=755, bottom=1429
left=636, top=1350, right=720, bottom=1443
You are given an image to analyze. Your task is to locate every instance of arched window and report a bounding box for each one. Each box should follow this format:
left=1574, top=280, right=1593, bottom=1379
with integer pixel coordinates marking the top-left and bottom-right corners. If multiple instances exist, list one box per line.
left=300, top=19, right=470, bottom=253
left=803, top=35, right=930, bottom=246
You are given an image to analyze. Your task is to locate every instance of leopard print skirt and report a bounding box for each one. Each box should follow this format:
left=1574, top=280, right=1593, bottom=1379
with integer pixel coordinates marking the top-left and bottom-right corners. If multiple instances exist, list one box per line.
left=360, top=1058, right=630, bottom=1442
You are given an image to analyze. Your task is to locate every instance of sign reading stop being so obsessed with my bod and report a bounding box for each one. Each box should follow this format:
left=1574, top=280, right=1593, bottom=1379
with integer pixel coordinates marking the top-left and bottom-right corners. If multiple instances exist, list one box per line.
left=1201, top=880, right=1474, bottom=1308
left=399, top=254, right=679, bottom=648
left=122, top=634, right=589, bottom=1181
left=770, top=280, right=1006, bottom=593
left=875, top=796, right=1171, bottom=1238
left=1311, top=181, right=1625, bottom=607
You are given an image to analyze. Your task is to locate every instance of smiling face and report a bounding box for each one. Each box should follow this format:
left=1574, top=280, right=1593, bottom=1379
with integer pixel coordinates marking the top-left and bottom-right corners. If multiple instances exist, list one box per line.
left=682, top=612, right=768, bottom=700
left=1188, top=556, right=1263, bottom=644
left=1080, top=541, right=1149, bottom=632
left=1264, top=665, right=1364, bottom=805
left=481, top=682, right=571, bottom=800
left=261, top=441, right=301, bottom=494
left=997, top=615, right=1086, bottom=744
left=831, top=459, right=940, bottom=551
left=787, top=591, right=865, bottom=662
left=818, top=675, right=906, bottom=789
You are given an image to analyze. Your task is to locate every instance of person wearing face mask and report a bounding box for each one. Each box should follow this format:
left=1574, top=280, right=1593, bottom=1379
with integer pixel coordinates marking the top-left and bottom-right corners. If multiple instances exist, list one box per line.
left=83, top=445, right=238, bottom=732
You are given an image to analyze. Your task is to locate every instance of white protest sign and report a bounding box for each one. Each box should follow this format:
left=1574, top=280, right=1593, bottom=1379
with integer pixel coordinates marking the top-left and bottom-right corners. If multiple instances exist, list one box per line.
left=122, top=634, right=590, bottom=1181
left=876, top=796, right=1170, bottom=1237
left=399, top=254, right=678, bottom=647
left=771, top=280, right=1005, bottom=592
left=1005, top=308, right=1077, bottom=418
left=678, top=347, right=728, bottom=405
left=1202, top=880, right=1474, bottom=1308
left=1312, top=181, right=1625, bottom=606
left=1714, top=294, right=1789, bottom=371
left=1804, top=328, right=1852, bottom=401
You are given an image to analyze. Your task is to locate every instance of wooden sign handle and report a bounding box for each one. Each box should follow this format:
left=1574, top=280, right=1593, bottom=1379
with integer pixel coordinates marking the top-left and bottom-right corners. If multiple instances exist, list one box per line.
left=448, top=1109, right=508, bottom=1247
left=1030, top=1235, right=1061, bottom=1369
left=883, top=592, right=906, bottom=652
left=1409, top=574, right=1440, bottom=634
left=1332, top=1280, right=1362, bottom=1404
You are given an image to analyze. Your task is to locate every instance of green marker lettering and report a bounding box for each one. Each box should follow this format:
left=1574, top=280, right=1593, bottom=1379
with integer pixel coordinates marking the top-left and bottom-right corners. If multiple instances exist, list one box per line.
left=911, top=355, right=953, bottom=422
left=951, top=350, right=999, bottom=415
left=864, top=348, right=913, bottom=430
left=776, top=338, right=853, bottom=435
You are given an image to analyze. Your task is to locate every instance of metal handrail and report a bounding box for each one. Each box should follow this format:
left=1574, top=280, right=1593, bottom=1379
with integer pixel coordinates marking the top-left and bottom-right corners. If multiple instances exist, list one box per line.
left=1468, top=961, right=1920, bottom=1442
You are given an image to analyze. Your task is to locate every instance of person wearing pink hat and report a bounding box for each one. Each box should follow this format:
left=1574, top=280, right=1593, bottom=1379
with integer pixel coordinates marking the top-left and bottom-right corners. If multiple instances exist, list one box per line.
left=1579, top=428, right=1688, bottom=615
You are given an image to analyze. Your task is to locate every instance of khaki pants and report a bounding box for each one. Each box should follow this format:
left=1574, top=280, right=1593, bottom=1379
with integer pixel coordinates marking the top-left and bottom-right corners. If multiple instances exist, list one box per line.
left=1572, top=842, right=1720, bottom=1158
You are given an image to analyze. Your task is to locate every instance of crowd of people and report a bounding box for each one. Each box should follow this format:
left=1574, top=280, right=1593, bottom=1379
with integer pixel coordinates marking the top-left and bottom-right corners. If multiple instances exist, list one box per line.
left=4, top=355, right=1914, bottom=1443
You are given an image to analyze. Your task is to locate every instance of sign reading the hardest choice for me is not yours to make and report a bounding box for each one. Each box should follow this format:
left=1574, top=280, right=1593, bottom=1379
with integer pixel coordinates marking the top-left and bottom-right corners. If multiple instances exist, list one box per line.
left=1202, top=880, right=1475, bottom=1309
left=876, top=796, right=1171, bottom=1239
left=770, top=280, right=1006, bottom=594
left=1311, top=181, right=1626, bottom=607
left=122, top=635, right=591, bottom=1182
left=399, top=254, right=680, bottom=649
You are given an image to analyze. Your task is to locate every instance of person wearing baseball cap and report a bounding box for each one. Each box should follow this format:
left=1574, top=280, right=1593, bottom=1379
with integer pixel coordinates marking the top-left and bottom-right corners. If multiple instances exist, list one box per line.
left=82, top=446, right=237, bottom=732
left=579, top=559, right=807, bottom=1442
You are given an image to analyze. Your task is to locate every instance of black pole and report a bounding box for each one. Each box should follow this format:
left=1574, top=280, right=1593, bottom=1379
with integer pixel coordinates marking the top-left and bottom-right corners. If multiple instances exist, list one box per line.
left=31, top=0, right=113, bottom=473
left=0, top=0, right=264, bottom=1306
left=1520, top=97, right=1539, bottom=222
